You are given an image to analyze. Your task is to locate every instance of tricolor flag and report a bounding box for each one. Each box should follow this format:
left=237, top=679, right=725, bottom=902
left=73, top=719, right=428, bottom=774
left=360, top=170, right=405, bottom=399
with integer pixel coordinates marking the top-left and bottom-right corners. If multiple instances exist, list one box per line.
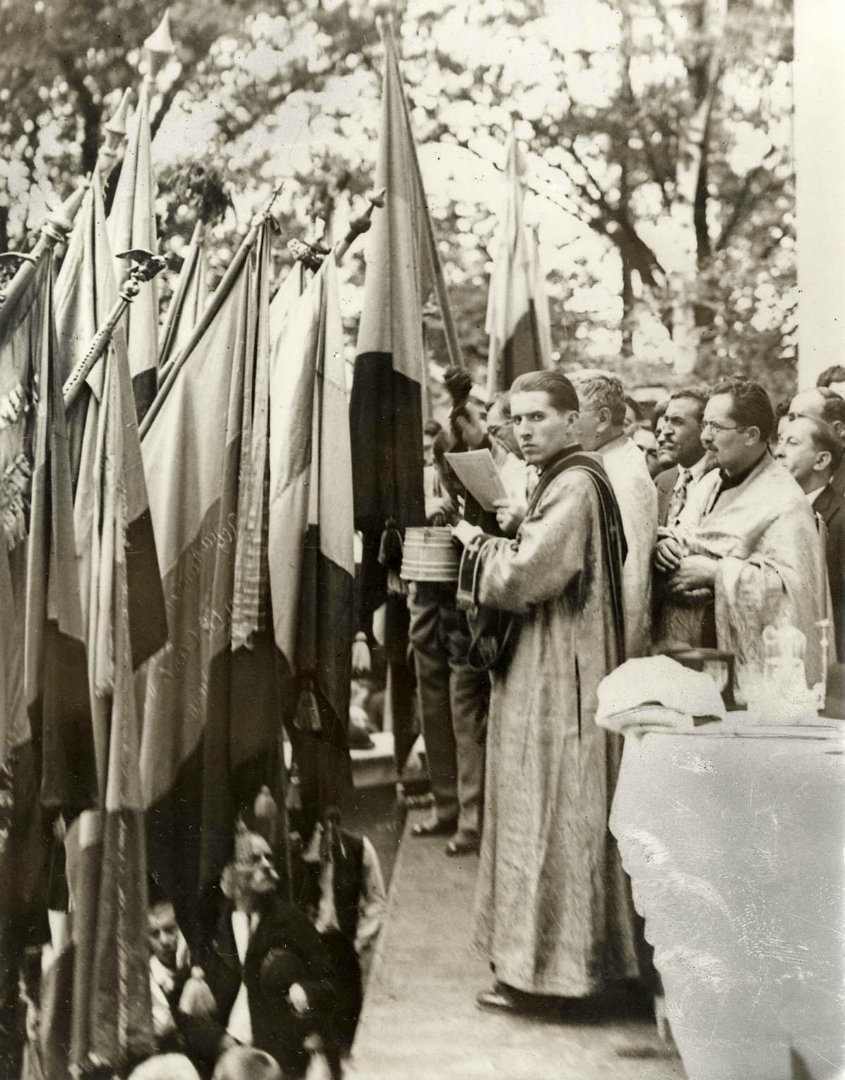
left=55, top=172, right=167, bottom=716
left=108, top=82, right=161, bottom=421
left=24, top=260, right=97, bottom=816
left=0, top=255, right=48, bottom=1025
left=55, top=170, right=117, bottom=484
left=139, top=222, right=282, bottom=922
left=485, top=132, right=552, bottom=398
left=158, top=219, right=210, bottom=381
left=350, top=19, right=449, bottom=540
left=269, top=257, right=354, bottom=825
left=67, top=304, right=158, bottom=1073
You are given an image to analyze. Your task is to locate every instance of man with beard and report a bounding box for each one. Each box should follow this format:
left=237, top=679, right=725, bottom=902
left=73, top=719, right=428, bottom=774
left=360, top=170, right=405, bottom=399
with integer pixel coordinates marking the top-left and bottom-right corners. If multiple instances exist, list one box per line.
left=196, top=828, right=336, bottom=1080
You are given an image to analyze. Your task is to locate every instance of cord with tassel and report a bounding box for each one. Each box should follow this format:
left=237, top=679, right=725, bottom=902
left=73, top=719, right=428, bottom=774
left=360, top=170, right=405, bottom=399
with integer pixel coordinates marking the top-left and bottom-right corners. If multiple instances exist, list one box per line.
left=378, top=515, right=407, bottom=596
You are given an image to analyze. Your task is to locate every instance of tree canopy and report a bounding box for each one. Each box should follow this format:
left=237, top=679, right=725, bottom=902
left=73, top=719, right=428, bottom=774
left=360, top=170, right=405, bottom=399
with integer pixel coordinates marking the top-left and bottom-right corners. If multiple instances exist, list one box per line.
left=0, top=0, right=797, bottom=398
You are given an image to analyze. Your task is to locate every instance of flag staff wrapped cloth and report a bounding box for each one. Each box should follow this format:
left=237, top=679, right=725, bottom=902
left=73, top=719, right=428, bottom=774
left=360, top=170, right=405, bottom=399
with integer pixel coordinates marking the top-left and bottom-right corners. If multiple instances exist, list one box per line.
left=485, top=130, right=552, bottom=399
left=139, top=216, right=288, bottom=929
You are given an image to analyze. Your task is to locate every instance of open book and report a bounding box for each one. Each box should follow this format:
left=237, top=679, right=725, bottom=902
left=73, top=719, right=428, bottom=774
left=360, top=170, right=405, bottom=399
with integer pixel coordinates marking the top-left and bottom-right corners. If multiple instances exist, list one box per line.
left=444, top=449, right=508, bottom=512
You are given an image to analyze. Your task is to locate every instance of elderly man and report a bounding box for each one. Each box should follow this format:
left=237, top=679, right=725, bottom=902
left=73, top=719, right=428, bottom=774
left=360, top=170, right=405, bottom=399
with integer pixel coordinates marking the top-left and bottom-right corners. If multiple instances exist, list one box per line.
left=454, top=370, right=641, bottom=1011
left=655, top=377, right=828, bottom=697
left=776, top=414, right=845, bottom=660
left=654, top=387, right=715, bottom=527
left=788, top=386, right=845, bottom=495
left=197, top=827, right=336, bottom=1080
left=573, top=373, right=657, bottom=658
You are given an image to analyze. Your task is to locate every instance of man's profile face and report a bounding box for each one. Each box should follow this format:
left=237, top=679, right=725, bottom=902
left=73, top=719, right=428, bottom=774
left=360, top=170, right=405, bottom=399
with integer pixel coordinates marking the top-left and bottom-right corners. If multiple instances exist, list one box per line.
left=147, top=904, right=180, bottom=969
left=510, top=390, right=577, bottom=466
left=422, top=433, right=435, bottom=467
left=775, top=416, right=825, bottom=488
left=700, top=393, right=751, bottom=473
left=237, top=833, right=278, bottom=898
left=454, top=401, right=487, bottom=450
left=659, top=396, right=705, bottom=469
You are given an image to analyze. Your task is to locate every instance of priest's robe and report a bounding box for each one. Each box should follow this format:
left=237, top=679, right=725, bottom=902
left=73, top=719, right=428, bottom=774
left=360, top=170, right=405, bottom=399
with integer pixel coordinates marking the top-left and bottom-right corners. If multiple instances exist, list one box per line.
left=598, top=435, right=657, bottom=658
left=658, top=454, right=829, bottom=698
left=472, top=461, right=640, bottom=996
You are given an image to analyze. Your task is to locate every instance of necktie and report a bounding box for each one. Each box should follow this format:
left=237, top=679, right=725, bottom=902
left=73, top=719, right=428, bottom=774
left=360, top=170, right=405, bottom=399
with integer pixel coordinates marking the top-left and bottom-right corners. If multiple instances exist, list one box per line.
left=667, top=468, right=692, bottom=526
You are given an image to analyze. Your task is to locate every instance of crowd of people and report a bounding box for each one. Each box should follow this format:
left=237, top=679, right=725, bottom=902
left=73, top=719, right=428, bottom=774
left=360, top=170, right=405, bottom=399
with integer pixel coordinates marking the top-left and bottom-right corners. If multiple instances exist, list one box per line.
left=405, top=361, right=845, bottom=1015
left=19, top=804, right=385, bottom=1080
left=15, top=361, right=845, bottom=1080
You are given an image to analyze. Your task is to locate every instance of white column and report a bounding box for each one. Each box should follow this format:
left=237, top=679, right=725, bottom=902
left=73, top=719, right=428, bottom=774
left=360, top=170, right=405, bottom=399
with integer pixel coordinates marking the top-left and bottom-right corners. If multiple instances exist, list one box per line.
left=795, top=0, right=845, bottom=387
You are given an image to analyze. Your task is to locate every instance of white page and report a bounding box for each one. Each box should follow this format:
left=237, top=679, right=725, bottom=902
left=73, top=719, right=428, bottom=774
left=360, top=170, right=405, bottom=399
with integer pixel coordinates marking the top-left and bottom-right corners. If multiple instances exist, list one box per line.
left=444, top=449, right=508, bottom=512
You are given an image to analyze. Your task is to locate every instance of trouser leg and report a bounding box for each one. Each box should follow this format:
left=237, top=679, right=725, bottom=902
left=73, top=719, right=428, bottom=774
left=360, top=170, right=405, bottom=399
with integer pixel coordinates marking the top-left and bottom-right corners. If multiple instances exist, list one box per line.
left=408, top=584, right=458, bottom=824
left=444, top=605, right=488, bottom=839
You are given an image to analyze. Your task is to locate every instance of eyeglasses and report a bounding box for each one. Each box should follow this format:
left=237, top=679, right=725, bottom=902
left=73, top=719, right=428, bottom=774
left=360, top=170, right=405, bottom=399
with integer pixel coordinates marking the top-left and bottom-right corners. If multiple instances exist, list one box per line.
left=701, top=419, right=742, bottom=434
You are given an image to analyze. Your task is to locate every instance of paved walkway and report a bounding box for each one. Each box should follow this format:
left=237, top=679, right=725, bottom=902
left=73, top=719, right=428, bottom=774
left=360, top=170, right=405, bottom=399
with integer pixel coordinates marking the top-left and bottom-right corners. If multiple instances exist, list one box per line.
left=349, top=810, right=687, bottom=1080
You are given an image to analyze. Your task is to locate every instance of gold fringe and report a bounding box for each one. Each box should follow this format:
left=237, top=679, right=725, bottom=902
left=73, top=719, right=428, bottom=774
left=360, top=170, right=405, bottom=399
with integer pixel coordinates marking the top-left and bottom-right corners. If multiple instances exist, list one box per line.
left=0, top=453, right=31, bottom=551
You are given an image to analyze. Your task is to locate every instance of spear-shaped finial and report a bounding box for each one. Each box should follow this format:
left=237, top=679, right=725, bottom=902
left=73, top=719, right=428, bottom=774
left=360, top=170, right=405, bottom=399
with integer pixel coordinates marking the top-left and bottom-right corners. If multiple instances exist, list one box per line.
left=97, top=88, right=132, bottom=176
left=144, top=8, right=175, bottom=81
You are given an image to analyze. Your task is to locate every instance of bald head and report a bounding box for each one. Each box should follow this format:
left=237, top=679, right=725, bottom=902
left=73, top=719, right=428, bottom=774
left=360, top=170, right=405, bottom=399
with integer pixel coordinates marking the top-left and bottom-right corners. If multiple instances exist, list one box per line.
left=789, top=387, right=845, bottom=440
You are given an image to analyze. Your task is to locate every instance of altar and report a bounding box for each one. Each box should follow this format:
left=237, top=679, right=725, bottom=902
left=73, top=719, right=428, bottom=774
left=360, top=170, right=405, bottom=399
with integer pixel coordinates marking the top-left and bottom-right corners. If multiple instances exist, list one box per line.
left=610, top=718, right=845, bottom=1080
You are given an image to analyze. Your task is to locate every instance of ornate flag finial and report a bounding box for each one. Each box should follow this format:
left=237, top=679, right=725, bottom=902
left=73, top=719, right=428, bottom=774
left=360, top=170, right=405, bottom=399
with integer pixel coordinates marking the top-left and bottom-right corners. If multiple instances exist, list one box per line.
left=143, top=9, right=175, bottom=80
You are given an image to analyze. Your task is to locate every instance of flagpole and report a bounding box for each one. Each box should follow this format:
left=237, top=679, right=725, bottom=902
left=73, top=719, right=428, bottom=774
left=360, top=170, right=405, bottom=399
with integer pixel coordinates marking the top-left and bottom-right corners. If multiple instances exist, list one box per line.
left=140, top=183, right=283, bottom=437
left=0, top=182, right=88, bottom=332
left=333, top=189, right=386, bottom=264
left=62, top=251, right=167, bottom=409
left=377, top=16, right=463, bottom=370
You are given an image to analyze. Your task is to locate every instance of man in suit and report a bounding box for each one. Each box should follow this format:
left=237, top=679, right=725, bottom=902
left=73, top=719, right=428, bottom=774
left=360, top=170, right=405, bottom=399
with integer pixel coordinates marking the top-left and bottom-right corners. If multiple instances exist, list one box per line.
left=196, top=828, right=337, bottom=1080
left=788, top=387, right=845, bottom=497
left=654, top=387, right=715, bottom=527
left=776, top=412, right=845, bottom=660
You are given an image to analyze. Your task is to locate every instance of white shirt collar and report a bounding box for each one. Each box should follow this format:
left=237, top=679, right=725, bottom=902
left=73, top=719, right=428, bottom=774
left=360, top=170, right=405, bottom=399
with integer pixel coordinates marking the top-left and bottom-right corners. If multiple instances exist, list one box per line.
left=807, top=484, right=827, bottom=506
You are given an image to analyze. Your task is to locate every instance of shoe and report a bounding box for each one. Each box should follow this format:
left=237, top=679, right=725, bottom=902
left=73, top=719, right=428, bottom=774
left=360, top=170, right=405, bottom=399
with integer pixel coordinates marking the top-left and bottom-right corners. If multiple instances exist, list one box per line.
left=476, top=984, right=517, bottom=1012
left=445, top=834, right=479, bottom=857
left=410, top=817, right=457, bottom=838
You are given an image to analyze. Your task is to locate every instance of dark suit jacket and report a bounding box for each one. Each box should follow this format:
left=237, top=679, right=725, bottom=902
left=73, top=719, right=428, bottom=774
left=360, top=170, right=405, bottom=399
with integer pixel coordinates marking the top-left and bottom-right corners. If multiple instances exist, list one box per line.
left=655, top=466, right=679, bottom=527
left=200, top=895, right=336, bottom=1076
left=814, top=484, right=845, bottom=661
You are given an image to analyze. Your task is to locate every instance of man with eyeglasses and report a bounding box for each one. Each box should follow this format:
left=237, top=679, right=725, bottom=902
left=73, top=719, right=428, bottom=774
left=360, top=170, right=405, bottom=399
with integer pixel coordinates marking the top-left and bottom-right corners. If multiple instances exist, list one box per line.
left=654, top=377, right=829, bottom=700
left=654, top=387, right=716, bottom=527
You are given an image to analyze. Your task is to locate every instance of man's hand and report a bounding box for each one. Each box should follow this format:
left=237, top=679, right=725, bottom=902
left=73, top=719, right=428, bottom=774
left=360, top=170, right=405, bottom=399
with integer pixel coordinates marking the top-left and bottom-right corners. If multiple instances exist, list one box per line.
left=493, top=497, right=525, bottom=537
left=654, top=535, right=684, bottom=572
left=669, top=555, right=718, bottom=593
left=451, top=520, right=482, bottom=547
left=288, top=982, right=310, bottom=1014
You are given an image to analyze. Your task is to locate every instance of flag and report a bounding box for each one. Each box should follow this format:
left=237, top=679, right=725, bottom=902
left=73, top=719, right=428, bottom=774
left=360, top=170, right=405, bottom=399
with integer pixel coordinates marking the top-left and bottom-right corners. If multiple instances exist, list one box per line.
left=158, top=219, right=209, bottom=381
left=485, top=133, right=552, bottom=398
left=0, top=254, right=48, bottom=1078
left=349, top=20, right=447, bottom=539
left=66, top=313, right=157, bottom=1073
left=24, top=260, right=97, bottom=817
left=269, top=257, right=354, bottom=826
left=108, top=82, right=160, bottom=421
left=139, top=222, right=283, bottom=924
left=54, top=170, right=117, bottom=484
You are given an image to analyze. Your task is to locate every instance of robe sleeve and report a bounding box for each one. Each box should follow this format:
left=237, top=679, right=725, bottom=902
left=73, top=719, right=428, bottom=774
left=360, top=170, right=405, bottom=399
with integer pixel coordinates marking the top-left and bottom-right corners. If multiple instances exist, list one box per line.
left=477, top=471, right=591, bottom=615
left=711, top=500, right=827, bottom=686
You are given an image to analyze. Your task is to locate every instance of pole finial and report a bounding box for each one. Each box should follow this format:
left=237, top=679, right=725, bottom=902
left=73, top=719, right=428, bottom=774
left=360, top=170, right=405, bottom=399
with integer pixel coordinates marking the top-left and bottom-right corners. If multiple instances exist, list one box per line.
left=144, top=9, right=175, bottom=80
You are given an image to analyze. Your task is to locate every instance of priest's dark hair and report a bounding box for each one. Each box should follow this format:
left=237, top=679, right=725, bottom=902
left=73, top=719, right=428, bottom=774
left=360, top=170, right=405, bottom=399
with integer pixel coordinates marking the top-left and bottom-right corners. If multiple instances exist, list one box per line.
left=710, top=376, right=775, bottom=443
left=510, top=370, right=579, bottom=415
left=817, top=364, right=845, bottom=389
